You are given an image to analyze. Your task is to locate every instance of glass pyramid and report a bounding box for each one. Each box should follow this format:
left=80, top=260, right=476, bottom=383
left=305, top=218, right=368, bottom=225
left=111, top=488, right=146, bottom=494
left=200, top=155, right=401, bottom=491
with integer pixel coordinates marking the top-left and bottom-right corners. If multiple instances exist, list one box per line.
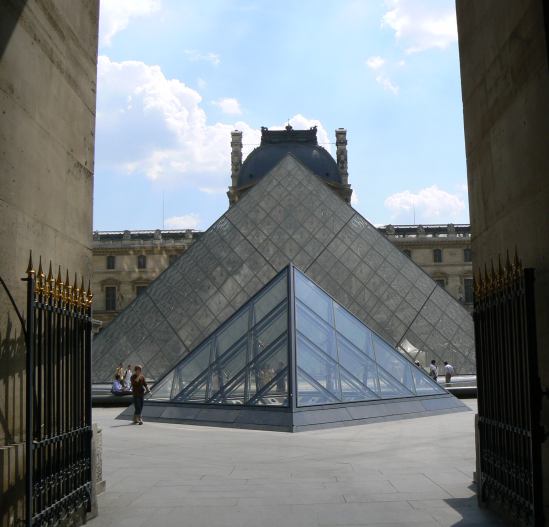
left=148, top=265, right=446, bottom=411
left=94, top=155, right=475, bottom=385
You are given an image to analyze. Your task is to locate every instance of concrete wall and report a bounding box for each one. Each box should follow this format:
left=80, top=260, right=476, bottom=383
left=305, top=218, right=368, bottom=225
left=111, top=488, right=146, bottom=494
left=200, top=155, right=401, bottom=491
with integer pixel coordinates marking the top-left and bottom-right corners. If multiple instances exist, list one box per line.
left=0, top=1, right=99, bottom=524
left=456, top=0, right=549, bottom=518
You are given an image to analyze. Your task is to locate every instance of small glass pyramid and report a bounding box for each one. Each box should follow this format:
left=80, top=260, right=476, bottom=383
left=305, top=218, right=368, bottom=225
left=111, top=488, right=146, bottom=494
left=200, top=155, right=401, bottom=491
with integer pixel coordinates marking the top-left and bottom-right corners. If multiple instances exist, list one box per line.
left=149, top=266, right=446, bottom=411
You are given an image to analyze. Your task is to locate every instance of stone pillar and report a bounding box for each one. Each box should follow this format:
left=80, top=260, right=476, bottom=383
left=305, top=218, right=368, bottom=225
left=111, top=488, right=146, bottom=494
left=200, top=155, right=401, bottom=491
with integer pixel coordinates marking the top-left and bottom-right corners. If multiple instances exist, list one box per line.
left=335, top=128, right=349, bottom=186
left=230, top=130, right=243, bottom=187
left=228, top=130, right=243, bottom=206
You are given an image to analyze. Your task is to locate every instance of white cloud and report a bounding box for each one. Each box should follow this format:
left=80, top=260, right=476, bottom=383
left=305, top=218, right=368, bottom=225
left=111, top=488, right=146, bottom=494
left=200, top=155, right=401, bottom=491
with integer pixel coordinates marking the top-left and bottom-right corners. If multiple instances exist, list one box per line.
left=184, top=49, right=221, bottom=66
left=366, top=56, right=385, bottom=70
left=99, top=0, right=160, bottom=47
left=212, top=98, right=242, bottom=115
left=384, top=185, right=465, bottom=222
left=382, top=0, right=457, bottom=54
left=375, top=74, right=399, bottom=95
left=164, top=213, right=201, bottom=229
left=96, top=56, right=331, bottom=191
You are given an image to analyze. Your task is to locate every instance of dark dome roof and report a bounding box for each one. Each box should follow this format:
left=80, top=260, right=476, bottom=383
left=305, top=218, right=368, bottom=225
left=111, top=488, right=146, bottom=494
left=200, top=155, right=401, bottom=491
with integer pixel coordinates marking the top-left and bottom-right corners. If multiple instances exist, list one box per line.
left=237, top=126, right=341, bottom=188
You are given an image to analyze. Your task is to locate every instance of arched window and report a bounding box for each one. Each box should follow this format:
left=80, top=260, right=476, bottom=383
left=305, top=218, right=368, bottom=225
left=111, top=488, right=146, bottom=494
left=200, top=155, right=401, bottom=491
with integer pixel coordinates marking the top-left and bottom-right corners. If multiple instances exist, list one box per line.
left=464, top=248, right=472, bottom=262
left=137, top=254, right=147, bottom=269
left=433, top=249, right=442, bottom=263
left=403, top=249, right=411, bottom=258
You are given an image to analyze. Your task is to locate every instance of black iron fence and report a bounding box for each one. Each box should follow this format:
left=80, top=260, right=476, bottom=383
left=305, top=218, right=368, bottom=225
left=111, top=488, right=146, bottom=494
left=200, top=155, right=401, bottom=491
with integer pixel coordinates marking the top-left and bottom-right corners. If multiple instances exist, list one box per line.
left=474, top=252, right=542, bottom=526
left=24, top=255, right=93, bottom=526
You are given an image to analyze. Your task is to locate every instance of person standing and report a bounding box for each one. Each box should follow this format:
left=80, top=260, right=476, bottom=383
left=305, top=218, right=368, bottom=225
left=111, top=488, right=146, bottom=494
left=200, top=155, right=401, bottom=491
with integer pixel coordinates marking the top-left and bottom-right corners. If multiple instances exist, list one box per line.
left=444, top=361, right=455, bottom=384
left=115, top=362, right=124, bottom=380
left=130, top=365, right=150, bottom=425
left=124, top=364, right=132, bottom=390
left=429, top=359, right=438, bottom=380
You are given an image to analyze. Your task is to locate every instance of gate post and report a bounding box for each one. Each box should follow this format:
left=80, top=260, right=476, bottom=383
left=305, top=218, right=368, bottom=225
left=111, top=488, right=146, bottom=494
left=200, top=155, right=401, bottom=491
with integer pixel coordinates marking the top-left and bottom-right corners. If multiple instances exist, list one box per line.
left=24, top=255, right=35, bottom=527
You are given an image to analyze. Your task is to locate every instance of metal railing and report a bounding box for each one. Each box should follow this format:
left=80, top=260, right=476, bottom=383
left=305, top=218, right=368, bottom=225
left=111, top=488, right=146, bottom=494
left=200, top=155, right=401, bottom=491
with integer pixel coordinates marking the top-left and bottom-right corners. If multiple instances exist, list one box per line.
left=24, top=254, right=93, bottom=526
left=474, top=252, right=543, bottom=526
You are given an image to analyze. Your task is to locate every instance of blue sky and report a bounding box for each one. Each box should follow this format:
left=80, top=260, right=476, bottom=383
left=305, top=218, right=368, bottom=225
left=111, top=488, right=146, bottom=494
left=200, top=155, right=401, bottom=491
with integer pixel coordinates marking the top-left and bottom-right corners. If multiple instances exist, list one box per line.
left=94, top=0, right=469, bottom=232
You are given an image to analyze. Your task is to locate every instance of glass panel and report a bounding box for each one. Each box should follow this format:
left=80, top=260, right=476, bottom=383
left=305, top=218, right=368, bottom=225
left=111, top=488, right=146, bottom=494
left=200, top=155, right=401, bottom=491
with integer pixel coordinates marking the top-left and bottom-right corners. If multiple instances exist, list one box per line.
left=216, top=307, right=250, bottom=355
left=174, top=377, right=209, bottom=402
left=148, top=370, right=174, bottom=401
left=411, top=366, right=446, bottom=395
left=210, top=341, right=248, bottom=400
left=253, top=270, right=287, bottom=322
left=333, top=304, right=374, bottom=358
left=171, top=342, right=212, bottom=398
left=336, top=338, right=380, bottom=396
left=297, top=371, right=340, bottom=407
left=296, top=334, right=341, bottom=401
left=296, top=301, right=338, bottom=360
left=210, top=377, right=246, bottom=405
left=295, top=270, right=332, bottom=322
left=339, top=370, right=379, bottom=402
left=249, top=368, right=288, bottom=406
left=248, top=338, right=288, bottom=398
left=372, top=334, right=415, bottom=393
left=377, top=369, right=413, bottom=398
left=255, top=306, right=287, bottom=353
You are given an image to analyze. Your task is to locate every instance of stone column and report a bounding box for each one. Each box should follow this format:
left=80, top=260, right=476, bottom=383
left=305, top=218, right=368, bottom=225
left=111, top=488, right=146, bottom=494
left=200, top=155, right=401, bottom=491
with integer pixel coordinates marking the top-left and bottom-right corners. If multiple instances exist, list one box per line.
left=228, top=130, right=243, bottom=205
left=335, top=128, right=349, bottom=186
left=230, top=130, right=243, bottom=187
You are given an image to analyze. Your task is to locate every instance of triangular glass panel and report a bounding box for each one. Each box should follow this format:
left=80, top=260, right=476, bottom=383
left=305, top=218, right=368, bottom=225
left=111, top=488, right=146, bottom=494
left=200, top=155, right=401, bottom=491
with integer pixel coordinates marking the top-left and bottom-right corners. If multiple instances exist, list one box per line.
left=294, top=268, right=439, bottom=406
left=411, top=366, right=446, bottom=395
left=296, top=370, right=341, bottom=407
left=148, top=370, right=174, bottom=401
left=149, top=268, right=290, bottom=407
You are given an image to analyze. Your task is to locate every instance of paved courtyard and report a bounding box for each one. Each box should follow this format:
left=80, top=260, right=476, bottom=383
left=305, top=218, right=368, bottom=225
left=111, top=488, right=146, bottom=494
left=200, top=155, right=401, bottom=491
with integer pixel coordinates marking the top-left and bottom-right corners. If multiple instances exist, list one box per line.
left=90, top=400, right=502, bottom=526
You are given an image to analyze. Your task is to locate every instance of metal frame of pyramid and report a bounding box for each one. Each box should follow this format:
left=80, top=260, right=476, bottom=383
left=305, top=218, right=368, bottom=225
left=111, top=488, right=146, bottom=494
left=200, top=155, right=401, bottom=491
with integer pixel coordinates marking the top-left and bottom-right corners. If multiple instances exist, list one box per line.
left=94, top=155, right=475, bottom=386
left=118, top=265, right=467, bottom=431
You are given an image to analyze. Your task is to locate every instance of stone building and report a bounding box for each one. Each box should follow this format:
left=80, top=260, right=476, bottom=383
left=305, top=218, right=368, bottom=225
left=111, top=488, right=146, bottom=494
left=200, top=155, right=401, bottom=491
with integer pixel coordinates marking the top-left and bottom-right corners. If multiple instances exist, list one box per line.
left=92, top=223, right=472, bottom=329
left=92, top=229, right=201, bottom=328
left=379, top=224, right=473, bottom=311
left=457, top=0, right=549, bottom=521
left=0, top=1, right=99, bottom=525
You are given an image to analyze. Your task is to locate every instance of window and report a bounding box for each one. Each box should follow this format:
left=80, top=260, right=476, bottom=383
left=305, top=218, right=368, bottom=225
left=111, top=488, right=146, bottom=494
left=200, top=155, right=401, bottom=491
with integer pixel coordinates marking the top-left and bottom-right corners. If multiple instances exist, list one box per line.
left=105, top=286, right=117, bottom=311
left=106, top=255, right=115, bottom=270
left=464, top=278, right=474, bottom=304
left=136, top=285, right=147, bottom=297
left=435, top=279, right=445, bottom=289
left=137, top=254, right=147, bottom=269
left=464, top=248, right=472, bottom=262
left=169, top=254, right=177, bottom=265
left=403, top=249, right=411, bottom=258
left=433, top=249, right=442, bottom=263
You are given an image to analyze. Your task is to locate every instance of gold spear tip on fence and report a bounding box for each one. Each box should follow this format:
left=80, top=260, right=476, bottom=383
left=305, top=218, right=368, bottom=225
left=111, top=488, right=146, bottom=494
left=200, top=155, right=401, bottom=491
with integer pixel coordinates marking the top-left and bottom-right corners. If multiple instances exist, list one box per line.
left=47, top=261, right=53, bottom=283
left=87, top=280, right=93, bottom=306
left=26, top=251, right=35, bottom=275
left=79, top=276, right=85, bottom=305
left=64, top=269, right=70, bottom=300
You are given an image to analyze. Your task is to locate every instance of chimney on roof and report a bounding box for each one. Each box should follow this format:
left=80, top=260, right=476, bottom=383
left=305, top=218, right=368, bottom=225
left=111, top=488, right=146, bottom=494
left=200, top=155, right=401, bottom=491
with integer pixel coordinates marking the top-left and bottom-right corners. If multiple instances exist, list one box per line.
left=230, top=130, right=243, bottom=187
left=335, top=128, right=349, bottom=186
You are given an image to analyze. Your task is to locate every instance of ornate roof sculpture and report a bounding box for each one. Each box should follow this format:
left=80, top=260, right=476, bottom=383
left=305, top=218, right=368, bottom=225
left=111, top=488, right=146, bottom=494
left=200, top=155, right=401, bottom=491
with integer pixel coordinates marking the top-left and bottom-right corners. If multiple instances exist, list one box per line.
left=92, top=149, right=475, bottom=387
left=228, top=126, right=352, bottom=204
left=120, top=266, right=465, bottom=431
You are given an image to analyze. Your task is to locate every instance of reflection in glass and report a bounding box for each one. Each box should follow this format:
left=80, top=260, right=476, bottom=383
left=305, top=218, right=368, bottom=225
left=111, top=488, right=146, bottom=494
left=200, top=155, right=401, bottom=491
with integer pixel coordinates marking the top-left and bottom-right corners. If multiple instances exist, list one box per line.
left=294, top=268, right=444, bottom=407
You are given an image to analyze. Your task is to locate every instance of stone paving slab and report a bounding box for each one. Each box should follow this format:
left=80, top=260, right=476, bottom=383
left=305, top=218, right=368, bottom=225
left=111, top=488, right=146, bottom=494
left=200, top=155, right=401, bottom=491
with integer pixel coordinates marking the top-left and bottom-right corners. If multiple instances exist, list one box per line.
left=89, top=400, right=504, bottom=526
